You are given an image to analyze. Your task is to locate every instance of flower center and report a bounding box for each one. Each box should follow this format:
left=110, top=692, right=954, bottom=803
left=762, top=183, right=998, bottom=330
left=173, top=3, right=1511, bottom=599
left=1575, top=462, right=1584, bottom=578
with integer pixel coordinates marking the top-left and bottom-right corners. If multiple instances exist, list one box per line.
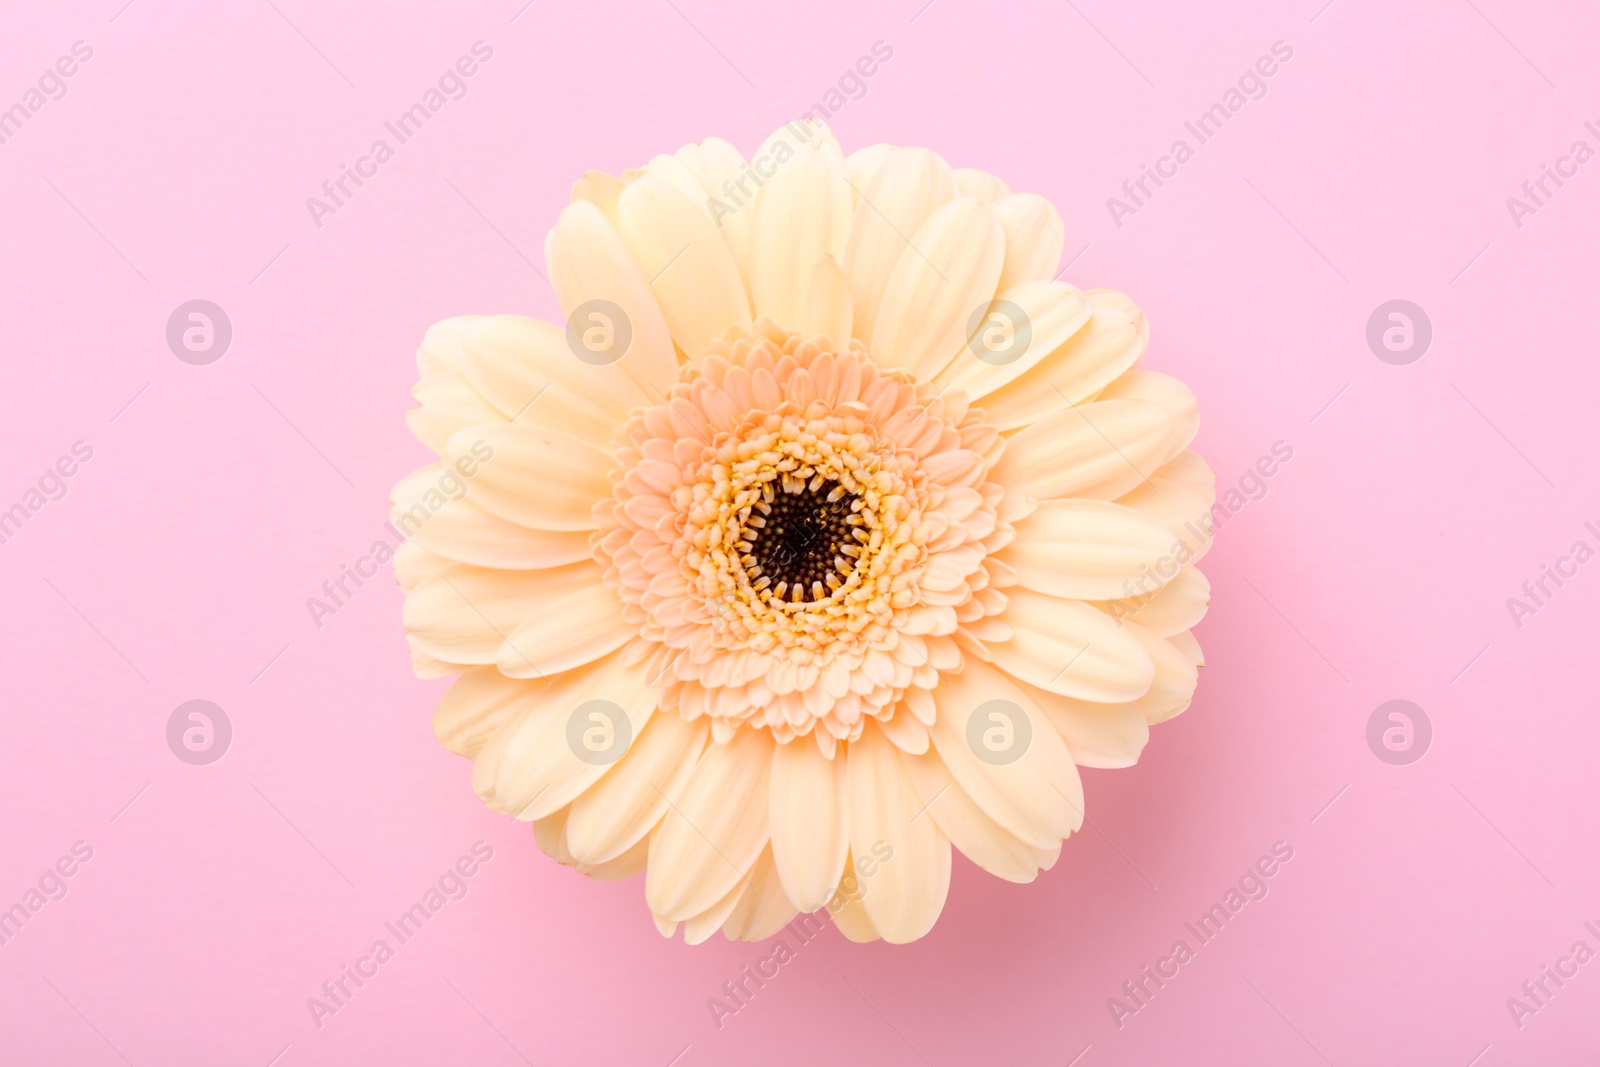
left=740, top=480, right=862, bottom=603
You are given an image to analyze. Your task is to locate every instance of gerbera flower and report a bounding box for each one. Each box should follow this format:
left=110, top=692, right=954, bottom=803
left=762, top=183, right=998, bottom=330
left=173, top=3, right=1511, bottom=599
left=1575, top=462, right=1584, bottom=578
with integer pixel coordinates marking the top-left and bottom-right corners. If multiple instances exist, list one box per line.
left=394, top=122, right=1212, bottom=944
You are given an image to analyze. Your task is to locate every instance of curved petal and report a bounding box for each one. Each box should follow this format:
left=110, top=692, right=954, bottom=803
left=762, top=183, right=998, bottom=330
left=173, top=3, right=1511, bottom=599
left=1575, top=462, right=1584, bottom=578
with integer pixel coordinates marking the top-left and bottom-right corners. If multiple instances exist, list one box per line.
left=991, top=398, right=1172, bottom=502
left=1097, top=563, right=1210, bottom=637
left=989, top=586, right=1155, bottom=702
left=391, top=463, right=592, bottom=571
left=994, top=193, right=1064, bottom=289
left=447, top=423, right=611, bottom=531
left=686, top=136, right=757, bottom=300
left=565, top=711, right=709, bottom=864
left=903, top=744, right=1060, bottom=882
left=954, top=167, right=1011, bottom=203
left=978, top=289, right=1147, bottom=431
left=925, top=657, right=1082, bottom=850
left=497, top=577, right=629, bottom=678
left=848, top=721, right=950, bottom=944
left=800, top=255, right=853, bottom=349
left=841, top=146, right=956, bottom=343
left=769, top=738, right=850, bottom=912
left=722, top=845, right=800, bottom=941
left=999, top=498, right=1178, bottom=601
left=749, top=130, right=852, bottom=331
left=407, top=372, right=502, bottom=455
left=646, top=727, right=775, bottom=922
left=870, top=196, right=1005, bottom=380
left=1097, top=370, right=1199, bottom=465
left=1020, top=681, right=1152, bottom=769
left=547, top=199, right=679, bottom=393
left=932, top=281, right=1090, bottom=398
left=456, top=315, right=646, bottom=443
left=473, top=649, right=655, bottom=820
left=432, top=667, right=537, bottom=759
left=616, top=176, right=751, bottom=359
left=403, top=562, right=586, bottom=666
left=416, top=315, right=484, bottom=377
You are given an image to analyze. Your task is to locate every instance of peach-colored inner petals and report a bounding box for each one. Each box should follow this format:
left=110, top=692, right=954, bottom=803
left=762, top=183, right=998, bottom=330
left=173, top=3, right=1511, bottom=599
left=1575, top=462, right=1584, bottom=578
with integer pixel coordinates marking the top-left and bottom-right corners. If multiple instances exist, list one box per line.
left=594, top=320, right=1012, bottom=748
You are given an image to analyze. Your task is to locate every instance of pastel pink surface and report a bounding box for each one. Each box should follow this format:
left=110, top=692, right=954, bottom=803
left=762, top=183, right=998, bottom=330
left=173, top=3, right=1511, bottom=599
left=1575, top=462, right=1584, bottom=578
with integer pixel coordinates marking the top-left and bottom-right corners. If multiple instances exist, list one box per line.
left=2, top=1, right=1596, bottom=1063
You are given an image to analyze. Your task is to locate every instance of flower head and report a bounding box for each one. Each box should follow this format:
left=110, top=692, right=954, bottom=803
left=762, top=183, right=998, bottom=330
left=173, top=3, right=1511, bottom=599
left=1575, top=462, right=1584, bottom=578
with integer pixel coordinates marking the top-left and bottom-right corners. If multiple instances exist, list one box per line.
left=395, top=122, right=1212, bottom=944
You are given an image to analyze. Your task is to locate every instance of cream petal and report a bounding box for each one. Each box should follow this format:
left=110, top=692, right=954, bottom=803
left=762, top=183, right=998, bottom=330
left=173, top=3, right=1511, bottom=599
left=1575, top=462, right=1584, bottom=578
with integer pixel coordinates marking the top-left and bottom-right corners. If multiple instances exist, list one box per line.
left=1115, top=476, right=1214, bottom=564
left=1169, top=629, right=1205, bottom=666
left=616, top=176, right=751, bottom=359
left=683, top=873, right=750, bottom=946
left=416, top=315, right=484, bottom=376
left=1020, top=681, right=1151, bottom=769
left=749, top=131, right=852, bottom=331
left=391, top=463, right=592, bottom=571
left=475, top=649, right=654, bottom=820
left=407, top=372, right=502, bottom=455
left=432, top=667, right=536, bottom=759
left=722, top=846, right=800, bottom=941
left=954, top=167, right=1012, bottom=202
left=870, top=197, right=1005, bottom=380
left=841, top=147, right=957, bottom=344
left=848, top=721, right=950, bottom=944
left=925, top=657, right=1082, bottom=849
left=978, top=289, right=1148, bottom=430
left=456, top=315, right=646, bottom=443
left=497, top=578, right=629, bottom=678
left=999, top=499, right=1178, bottom=601
left=1154, top=450, right=1216, bottom=505
left=392, top=538, right=450, bottom=592
left=1097, top=563, right=1210, bottom=637
left=844, top=143, right=894, bottom=194
left=646, top=727, right=775, bottom=921
left=932, top=280, right=1091, bottom=399
left=994, top=193, right=1065, bottom=289
left=826, top=851, right=882, bottom=942
left=989, top=586, right=1155, bottom=702
left=547, top=199, right=679, bottom=394
left=566, top=711, right=709, bottom=864
left=531, top=807, right=573, bottom=863
left=800, top=255, right=854, bottom=349
left=1121, top=622, right=1199, bottom=723
left=991, top=398, right=1172, bottom=502
left=643, top=152, right=707, bottom=203
left=903, top=745, right=1059, bottom=882
left=689, top=137, right=757, bottom=299
left=447, top=423, right=611, bottom=531
left=570, top=171, right=624, bottom=221
left=769, top=738, right=850, bottom=912
left=403, top=562, right=583, bottom=666
left=1097, top=370, right=1199, bottom=465
left=576, top=833, right=650, bottom=881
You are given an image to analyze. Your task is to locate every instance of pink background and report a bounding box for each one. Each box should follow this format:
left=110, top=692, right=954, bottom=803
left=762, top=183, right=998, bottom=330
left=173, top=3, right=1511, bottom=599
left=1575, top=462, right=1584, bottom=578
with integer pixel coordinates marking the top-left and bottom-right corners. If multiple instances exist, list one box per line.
left=3, top=0, right=1597, bottom=1063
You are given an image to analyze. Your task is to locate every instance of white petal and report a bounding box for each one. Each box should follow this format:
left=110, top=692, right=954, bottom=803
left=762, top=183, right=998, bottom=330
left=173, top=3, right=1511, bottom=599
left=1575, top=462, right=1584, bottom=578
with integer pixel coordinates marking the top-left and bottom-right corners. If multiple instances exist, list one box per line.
left=391, top=463, right=592, bottom=570
left=497, top=578, right=629, bottom=678
left=688, top=137, right=757, bottom=300
left=841, top=147, right=956, bottom=344
left=432, top=667, right=535, bottom=759
left=447, top=423, right=611, bottom=531
left=566, top=712, right=709, bottom=864
left=1097, top=563, right=1210, bottom=636
left=749, top=131, right=852, bottom=330
left=616, top=176, right=751, bottom=359
left=870, top=197, right=1005, bottom=380
left=989, top=586, right=1155, bottom=702
left=416, top=315, right=484, bottom=377
left=547, top=199, right=679, bottom=394
left=827, top=851, right=881, bottom=943
left=994, top=193, right=1064, bottom=289
left=991, top=398, right=1172, bottom=502
left=799, top=255, right=854, bottom=349
left=456, top=315, right=646, bottom=444
left=404, top=562, right=588, bottom=666
left=768, top=739, right=849, bottom=912
left=925, top=657, right=1082, bottom=849
left=978, top=289, right=1148, bottom=430
left=646, top=727, right=775, bottom=921
left=848, top=721, right=950, bottom=944
left=903, top=746, right=1060, bottom=882
left=1020, top=681, right=1151, bottom=769
left=407, top=372, right=501, bottom=455
left=1097, top=370, right=1199, bottom=465
left=954, top=167, right=1011, bottom=202
left=722, top=846, right=800, bottom=942
left=932, top=280, right=1090, bottom=399
left=474, top=649, right=655, bottom=820
left=1115, top=475, right=1214, bottom=564
left=1000, top=499, right=1178, bottom=601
